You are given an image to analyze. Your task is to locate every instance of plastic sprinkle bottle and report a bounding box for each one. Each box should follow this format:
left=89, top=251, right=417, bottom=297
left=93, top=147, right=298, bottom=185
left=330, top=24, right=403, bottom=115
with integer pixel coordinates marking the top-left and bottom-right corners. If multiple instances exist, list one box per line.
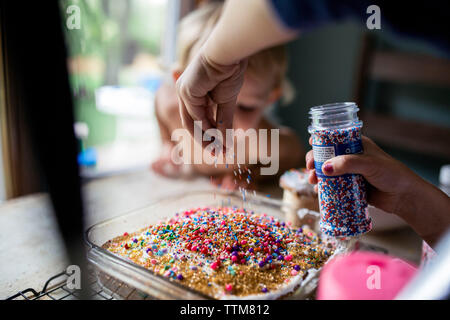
left=308, top=102, right=372, bottom=237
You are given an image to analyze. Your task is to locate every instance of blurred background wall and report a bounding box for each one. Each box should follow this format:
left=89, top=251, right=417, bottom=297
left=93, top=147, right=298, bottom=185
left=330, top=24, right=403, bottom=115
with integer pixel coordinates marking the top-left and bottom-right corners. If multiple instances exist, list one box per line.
left=277, top=21, right=450, bottom=185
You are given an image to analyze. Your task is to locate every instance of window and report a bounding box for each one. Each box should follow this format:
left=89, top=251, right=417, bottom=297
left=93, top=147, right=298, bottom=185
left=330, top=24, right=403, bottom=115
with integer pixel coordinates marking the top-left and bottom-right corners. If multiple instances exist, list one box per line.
left=61, top=0, right=183, bottom=177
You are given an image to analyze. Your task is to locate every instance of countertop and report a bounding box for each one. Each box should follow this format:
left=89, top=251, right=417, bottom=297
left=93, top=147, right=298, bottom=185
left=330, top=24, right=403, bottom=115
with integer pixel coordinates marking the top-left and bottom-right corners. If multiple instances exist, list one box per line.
left=0, top=170, right=423, bottom=299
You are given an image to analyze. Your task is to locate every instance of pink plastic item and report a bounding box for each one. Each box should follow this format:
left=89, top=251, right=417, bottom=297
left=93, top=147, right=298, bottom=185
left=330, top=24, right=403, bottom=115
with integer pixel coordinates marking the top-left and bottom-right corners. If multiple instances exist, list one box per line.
left=317, top=252, right=417, bottom=300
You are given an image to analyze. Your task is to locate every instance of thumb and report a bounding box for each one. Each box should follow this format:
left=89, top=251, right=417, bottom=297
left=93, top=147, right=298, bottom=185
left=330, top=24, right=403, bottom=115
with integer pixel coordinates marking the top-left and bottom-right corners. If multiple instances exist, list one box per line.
left=322, top=154, right=376, bottom=178
left=216, top=100, right=235, bottom=147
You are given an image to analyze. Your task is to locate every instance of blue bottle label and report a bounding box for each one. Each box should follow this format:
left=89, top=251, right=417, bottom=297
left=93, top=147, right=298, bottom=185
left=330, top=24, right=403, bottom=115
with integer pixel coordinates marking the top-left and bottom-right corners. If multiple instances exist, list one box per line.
left=313, top=140, right=363, bottom=178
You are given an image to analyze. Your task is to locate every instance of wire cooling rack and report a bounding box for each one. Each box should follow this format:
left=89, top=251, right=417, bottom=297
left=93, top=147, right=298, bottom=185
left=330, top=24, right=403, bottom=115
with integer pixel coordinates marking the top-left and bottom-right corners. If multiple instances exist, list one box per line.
left=6, top=241, right=388, bottom=300
left=6, top=268, right=153, bottom=300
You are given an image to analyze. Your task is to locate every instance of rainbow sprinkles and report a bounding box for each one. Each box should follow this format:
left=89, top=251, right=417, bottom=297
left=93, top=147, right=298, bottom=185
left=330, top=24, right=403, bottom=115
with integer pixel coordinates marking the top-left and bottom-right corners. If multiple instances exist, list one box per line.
left=103, top=206, right=335, bottom=299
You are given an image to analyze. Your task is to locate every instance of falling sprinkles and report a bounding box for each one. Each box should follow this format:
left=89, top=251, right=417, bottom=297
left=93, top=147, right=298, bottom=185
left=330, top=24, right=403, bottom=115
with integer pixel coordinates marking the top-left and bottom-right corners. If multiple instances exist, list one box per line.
left=213, top=149, right=257, bottom=202
left=233, top=166, right=254, bottom=202
left=103, top=207, right=333, bottom=299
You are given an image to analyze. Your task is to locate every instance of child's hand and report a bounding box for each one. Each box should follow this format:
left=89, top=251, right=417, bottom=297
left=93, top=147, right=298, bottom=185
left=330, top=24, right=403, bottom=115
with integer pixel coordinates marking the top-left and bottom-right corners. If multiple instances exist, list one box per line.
left=176, top=52, right=247, bottom=147
left=305, top=136, right=424, bottom=217
left=151, top=143, right=182, bottom=178
left=305, top=135, right=450, bottom=247
left=211, top=172, right=257, bottom=191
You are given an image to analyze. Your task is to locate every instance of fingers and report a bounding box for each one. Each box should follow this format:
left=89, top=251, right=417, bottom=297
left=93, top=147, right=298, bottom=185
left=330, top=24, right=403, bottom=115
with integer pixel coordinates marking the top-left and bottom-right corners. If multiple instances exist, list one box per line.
left=216, top=100, right=236, bottom=151
left=151, top=158, right=181, bottom=178
left=205, top=98, right=217, bottom=128
left=210, top=58, right=247, bottom=140
left=305, top=150, right=314, bottom=170
left=178, top=97, right=196, bottom=139
left=221, top=174, right=238, bottom=190
left=176, top=67, right=214, bottom=142
left=308, top=169, right=318, bottom=185
left=305, top=148, right=317, bottom=184
left=176, top=53, right=246, bottom=156
left=321, top=154, right=377, bottom=178
left=179, top=97, right=214, bottom=150
left=211, top=176, right=222, bottom=186
left=305, top=134, right=384, bottom=187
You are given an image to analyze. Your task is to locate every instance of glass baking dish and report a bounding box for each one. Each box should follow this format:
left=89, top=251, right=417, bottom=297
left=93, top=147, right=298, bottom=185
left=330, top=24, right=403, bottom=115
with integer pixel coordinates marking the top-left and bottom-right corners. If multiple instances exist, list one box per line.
left=85, top=190, right=353, bottom=300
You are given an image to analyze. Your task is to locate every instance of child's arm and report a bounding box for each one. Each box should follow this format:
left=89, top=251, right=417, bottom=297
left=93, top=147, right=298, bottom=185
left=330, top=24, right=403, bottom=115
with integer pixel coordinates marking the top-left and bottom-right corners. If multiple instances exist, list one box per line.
left=306, top=136, right=450, bottom=248
left=176, top=0, right=297, bottom=142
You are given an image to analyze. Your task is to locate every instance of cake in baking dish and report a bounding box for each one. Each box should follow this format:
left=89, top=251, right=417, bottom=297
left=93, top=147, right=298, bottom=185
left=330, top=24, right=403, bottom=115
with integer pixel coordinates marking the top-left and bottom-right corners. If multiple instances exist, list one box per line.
left=103, top=207, right=334, bottom=299
left=280, top=169, right=320, bottom=227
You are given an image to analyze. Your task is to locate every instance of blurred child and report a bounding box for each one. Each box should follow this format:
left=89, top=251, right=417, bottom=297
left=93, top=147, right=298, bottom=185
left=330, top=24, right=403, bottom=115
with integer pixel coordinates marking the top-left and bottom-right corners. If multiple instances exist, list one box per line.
left=151, top=3, right=303, bottom=189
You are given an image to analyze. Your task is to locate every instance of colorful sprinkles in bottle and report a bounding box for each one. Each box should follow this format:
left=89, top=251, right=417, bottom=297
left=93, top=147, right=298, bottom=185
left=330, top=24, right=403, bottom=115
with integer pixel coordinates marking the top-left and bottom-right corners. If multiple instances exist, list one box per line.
left=308, top=103, right=372, bottom=237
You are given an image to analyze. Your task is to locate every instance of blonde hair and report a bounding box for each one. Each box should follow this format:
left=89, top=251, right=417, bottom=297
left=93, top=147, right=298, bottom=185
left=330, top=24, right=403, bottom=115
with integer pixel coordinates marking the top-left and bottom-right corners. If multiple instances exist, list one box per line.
left=177, top=2, right=287, bottom=89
